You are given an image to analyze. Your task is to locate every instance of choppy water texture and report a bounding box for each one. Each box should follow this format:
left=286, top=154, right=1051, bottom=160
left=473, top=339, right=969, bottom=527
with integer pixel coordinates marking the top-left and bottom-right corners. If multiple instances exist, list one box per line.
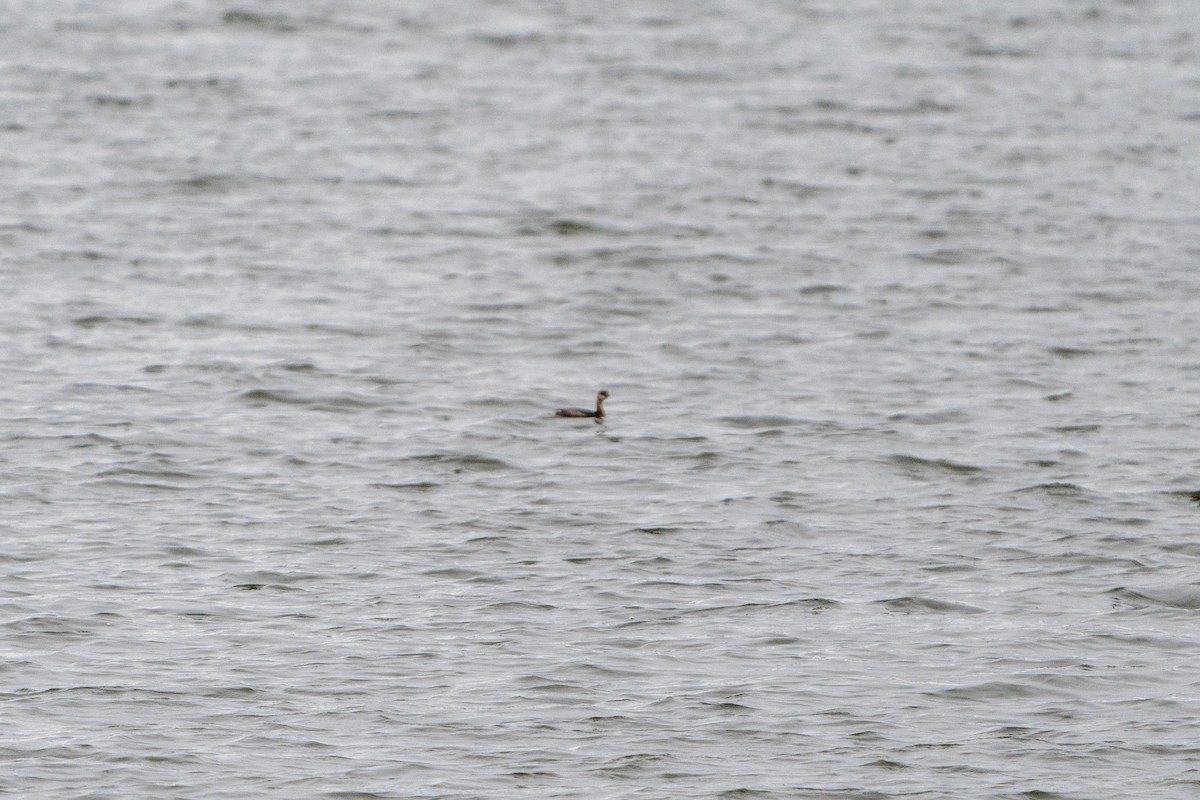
left=4, top=1, right=1200, bottom=798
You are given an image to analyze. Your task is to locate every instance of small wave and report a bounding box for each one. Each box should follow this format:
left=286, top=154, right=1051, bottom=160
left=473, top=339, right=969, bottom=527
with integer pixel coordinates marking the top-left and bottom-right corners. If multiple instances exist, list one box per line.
left=910, top=248, right=983, bottom=266
left=875, top=596, right=988, bottom=615
left=222, top=9, right=300, bottom=32
left=760, top=178, right=836, bottom=199
left=1047, top=424, right=1100, bottom=434
left=69, top=382, right=156, bottom=397
left=1109, top=586, right=1200, bottom=611
left=798, top=284, right=846, bottom=296
left=424, top=567, right=484, bottom=580
left=234, top=388, right=302, bottom=404
left=372, top=481, right=439, bottom=492
left=163, top=76, right=239, bottom=92
left=1048, top=346, right=1097, bottom=359
left=95, top=467, right=200, bottom=482
left=1013, top=482, right=1087, bottom=496
left=867, top=99, right=958, bottom=115
left=927, top=680, right=1041, bottom=701
left=771, top=490, right=815, bottom=505
left=962, top=41, right=1033, bottom=59
left=408, top=453, right=511, bottom=472
left=227, top=570, right=320, bottom=589
left=89, top=478, right=186, bottom=492
left=888, top=454, right=984, bottom=475
left=790, top=597, right=839, bottom=614
left=720, top=415, right=802, bottom=429
left=519, top=218, right=623, bottom=237
left=86, top=94, right=147, bottom=109
left=683, top=598, right=839, bottom=617
left=72, top=314, right=160, bottom=328
left=472, top=31, right=547, bottom=49
left=12, top=432, right=117, bottom=447
left=162, top=545, right=208, bottom=557
left=1168, top=490, right=1200, bottom=506
left=888, top=409, right=971, bottom=425
left=236, top=388, right=381, bottom=409
left=174, top=174, right=245, bottom=194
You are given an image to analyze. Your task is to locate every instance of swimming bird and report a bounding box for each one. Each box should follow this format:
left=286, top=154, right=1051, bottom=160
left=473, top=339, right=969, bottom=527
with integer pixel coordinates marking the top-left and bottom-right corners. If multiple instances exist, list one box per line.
left=555, top=390, right=608, bottom=421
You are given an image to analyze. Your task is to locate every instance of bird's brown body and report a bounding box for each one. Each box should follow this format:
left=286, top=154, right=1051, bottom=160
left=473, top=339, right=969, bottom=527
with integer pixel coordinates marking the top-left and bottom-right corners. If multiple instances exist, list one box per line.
left=555, top=390, right=608, bottom=420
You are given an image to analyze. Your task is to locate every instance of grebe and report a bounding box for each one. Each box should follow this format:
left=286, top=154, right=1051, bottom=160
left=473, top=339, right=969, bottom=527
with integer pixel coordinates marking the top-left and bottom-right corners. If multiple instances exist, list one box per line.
left=555, top=390, right=608, bottom=421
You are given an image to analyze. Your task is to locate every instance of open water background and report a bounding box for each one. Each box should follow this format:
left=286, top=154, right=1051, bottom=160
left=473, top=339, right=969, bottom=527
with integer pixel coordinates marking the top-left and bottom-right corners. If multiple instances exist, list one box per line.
left=3, top=1, right=1200, bottom=797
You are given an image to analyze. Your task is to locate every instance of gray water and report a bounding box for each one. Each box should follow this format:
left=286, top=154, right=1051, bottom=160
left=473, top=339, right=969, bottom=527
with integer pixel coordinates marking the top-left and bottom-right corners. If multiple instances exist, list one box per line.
left=4, top=1, right=1200, bottom=798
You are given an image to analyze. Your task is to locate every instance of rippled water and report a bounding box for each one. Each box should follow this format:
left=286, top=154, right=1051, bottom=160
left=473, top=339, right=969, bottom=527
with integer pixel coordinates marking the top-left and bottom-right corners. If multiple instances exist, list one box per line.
left=4, top=1, right=1200, bottom=797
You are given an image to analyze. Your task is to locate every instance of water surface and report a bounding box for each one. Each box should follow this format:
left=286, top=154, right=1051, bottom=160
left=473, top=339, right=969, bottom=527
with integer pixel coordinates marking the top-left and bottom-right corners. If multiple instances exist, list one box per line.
left=3, top=1, right=1200, bottom=797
